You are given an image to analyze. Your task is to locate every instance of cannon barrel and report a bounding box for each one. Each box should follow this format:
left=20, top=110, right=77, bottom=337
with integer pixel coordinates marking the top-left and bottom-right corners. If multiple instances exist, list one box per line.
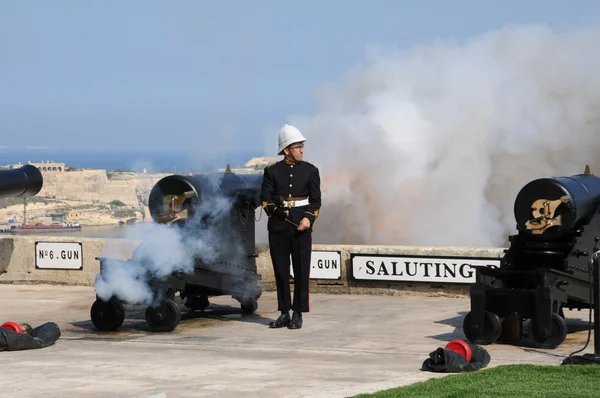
left=0, top=165, right=43, bottom=200
left=513, top=173, right=600, bottom=240
left=148, top=172, right=263, bottom=224
left=462, top=168, right=600, bottom=349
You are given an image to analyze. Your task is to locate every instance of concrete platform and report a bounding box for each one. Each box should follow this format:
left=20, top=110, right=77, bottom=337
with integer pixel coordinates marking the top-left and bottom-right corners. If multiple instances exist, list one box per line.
left=0, top=284, right=595, bottom=398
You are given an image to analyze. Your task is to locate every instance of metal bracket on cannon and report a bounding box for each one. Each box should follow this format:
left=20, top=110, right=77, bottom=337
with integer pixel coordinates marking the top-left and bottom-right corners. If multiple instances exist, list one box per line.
left=463, top=270, right=568, bottom=348
left=154, top=190, right=197, bottom=225
left=525, top=195, right=570, bottom=235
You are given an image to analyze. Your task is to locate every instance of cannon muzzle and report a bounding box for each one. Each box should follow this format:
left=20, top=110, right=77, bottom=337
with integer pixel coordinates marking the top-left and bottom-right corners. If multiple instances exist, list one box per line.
left=148, top=172, right=263, bottom=225
left=513, top=172, right=600, bottom=240
left=0, top=165, right=43, bottom=200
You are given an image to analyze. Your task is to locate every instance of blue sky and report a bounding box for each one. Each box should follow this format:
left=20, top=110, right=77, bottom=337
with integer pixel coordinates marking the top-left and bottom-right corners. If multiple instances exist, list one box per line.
left=2, top=0, right=599, bottom=155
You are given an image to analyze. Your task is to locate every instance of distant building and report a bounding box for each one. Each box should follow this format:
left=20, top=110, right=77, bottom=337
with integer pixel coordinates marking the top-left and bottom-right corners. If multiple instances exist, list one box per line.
left=12, top=160, right=66, bottom=173
left=245, top=157, right=278, bottom=168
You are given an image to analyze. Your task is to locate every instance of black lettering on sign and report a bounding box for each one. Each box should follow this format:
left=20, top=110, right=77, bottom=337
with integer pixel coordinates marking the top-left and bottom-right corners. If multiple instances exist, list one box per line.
left=459, top=263, right=474, bottom=278
left=422, top=263, right=433, bottom=277
left=359, top=258, right=481, bottom=280
left=366, top=260, right=375, bottom=275
left=377, top=261, right=389, bottom=275
left=443, top=263, right=456, bottom=278
left=434, top=263, right=442, bottom=277
left=61, top=250, right=78, bottom=260
left=316, top=259, right=338, bottom=269
left=38, top=250, right=44, bottom=259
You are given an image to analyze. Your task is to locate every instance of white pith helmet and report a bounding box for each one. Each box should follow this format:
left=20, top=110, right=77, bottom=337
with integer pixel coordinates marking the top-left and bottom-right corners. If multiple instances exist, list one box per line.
left=278, top=124, right=306, bottom=155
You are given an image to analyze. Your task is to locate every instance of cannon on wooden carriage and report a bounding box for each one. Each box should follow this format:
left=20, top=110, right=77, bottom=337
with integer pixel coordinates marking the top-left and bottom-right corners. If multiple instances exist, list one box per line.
left=463, top=166, right=600, bottom=348
left=90, top=170, right=264, bottom=332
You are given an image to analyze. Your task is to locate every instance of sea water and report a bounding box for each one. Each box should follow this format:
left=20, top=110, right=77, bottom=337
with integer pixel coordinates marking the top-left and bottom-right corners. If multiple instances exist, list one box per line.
left=0, top=148, right=262, bottom=173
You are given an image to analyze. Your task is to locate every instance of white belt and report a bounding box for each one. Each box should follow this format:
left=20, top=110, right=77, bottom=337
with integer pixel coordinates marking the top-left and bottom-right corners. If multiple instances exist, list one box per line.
left=282, top=198, right=309, bottom=208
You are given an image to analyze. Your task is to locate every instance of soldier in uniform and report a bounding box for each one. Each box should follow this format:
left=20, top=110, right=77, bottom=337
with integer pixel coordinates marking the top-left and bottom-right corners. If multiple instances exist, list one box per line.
left=260, top=124, right=321, bottom=330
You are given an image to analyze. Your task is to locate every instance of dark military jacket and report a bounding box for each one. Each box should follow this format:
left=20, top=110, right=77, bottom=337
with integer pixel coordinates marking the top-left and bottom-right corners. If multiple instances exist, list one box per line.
left=260, top=159, right=321, bottom=233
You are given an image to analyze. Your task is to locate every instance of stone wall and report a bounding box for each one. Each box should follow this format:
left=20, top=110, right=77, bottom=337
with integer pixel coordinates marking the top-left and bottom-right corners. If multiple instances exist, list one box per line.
left=0, top=170, right=172, bottom=226
left=40, top=170, right=140, bottom=206
left=0, top=235, right=506, bottom=298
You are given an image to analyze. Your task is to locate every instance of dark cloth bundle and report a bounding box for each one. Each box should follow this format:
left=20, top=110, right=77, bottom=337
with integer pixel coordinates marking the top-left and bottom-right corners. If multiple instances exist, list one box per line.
left=421, top=343, right=491, bottom=373
left=0, top=322, right=61, bottom=352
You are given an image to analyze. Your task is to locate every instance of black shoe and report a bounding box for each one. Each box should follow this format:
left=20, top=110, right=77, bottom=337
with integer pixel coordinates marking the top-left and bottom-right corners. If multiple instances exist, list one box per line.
left=269, top=312, right=290, bottom=328
left=288, top=312, right=303, bottom=329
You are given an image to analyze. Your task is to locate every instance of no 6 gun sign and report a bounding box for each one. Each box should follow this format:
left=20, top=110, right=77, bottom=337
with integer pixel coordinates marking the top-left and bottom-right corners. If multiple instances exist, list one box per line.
left=35, top=241, right=83, bottom=270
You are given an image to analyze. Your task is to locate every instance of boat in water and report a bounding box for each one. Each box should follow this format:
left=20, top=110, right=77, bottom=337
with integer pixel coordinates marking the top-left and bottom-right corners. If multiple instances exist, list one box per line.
left=6, top=196, right=82, bottom=234
left=10, top=222, right=81, bottom=234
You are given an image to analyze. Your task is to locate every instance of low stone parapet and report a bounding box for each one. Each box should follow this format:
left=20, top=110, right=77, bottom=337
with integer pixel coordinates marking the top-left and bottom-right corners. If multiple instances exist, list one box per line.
left=0, top=235, right=505, bottom=297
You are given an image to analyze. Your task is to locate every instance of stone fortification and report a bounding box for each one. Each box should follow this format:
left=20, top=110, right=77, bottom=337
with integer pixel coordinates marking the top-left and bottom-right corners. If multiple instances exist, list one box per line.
left=41, top=170, right=140, bottom=206
left=0, top=169, right=172, bottom=226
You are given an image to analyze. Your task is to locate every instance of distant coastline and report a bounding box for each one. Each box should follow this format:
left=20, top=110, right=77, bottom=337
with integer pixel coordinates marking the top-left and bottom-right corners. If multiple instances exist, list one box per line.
left=0, top=148, right=264, bottom=173
left=0, top=150, right=275, bottom=234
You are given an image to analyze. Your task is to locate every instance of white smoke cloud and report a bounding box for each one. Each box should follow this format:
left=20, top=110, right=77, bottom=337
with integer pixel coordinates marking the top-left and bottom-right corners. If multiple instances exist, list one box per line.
left=96, top=174, right=250, bottom=305
left=280, top=24, right=600, bottom=248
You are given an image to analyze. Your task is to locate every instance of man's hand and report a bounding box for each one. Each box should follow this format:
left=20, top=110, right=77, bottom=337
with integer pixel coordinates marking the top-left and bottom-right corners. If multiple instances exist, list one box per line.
left=297, top=217, right=311, bottom=231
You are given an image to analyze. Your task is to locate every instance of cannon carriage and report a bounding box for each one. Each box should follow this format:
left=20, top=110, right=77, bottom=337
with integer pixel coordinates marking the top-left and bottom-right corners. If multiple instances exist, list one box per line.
left=463, top=166, right=600, bottom=348
left=90, top=170, right=264, bottom=332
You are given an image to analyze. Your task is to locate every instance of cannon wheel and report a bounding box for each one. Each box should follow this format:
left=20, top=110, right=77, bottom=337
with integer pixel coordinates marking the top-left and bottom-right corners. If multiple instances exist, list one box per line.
left=240, top=298, right=258, bottom=314
left=186, top=295, right=210, bottom=312
left=145, top=299, right=181, bottom=332
left=90, top=298, right=125, bottom=331
left=528, top=312, right=567, bottom=348
left=238, top=285, right=262, bottom=314
left=463, top=310, right=502, bottom=345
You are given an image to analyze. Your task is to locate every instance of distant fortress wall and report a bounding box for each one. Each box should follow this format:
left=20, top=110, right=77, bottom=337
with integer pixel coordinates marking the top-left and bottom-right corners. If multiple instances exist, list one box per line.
left=12, top=160, right=66, bottom=173
left=39, top=170, right=140, bottom=207
left=9, top=161, right=169, bottom=209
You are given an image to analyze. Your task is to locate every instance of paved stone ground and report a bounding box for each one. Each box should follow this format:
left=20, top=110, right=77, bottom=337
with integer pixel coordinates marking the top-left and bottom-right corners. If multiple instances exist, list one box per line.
left=0, top=284, right=595, bottom=398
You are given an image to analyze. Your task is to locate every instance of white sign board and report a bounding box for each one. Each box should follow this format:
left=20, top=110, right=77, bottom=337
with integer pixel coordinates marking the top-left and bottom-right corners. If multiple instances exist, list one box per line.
left=290, top=250, right=341, bottom=280
left=35, top=242, right=83, bottom=270
left=351, top=255, right=500, bottom=284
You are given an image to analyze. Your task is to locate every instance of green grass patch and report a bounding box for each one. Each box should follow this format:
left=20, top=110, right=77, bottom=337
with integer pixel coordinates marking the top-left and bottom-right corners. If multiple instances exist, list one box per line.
left=351, top=364, right=600, bottom=398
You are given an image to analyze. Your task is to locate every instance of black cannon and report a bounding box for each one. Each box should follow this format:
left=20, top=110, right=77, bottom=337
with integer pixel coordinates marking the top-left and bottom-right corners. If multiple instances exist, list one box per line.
left=0, top=164, right=43, bottom=199
left=90, top=169, right=264, bottom=332
left=463, top=166, right=600, bottom=348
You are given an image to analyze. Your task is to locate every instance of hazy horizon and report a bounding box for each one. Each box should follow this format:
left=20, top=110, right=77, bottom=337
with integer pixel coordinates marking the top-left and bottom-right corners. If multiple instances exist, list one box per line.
left=3, top=1, right=600, bottom=157
left=5, top=2, right=600, bottom=246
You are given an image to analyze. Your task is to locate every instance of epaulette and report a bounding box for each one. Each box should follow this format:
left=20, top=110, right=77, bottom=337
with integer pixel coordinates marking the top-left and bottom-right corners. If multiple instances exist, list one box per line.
left=266, top=161, right=278, bottom=168
left=304, top=161, right=317, bottom=168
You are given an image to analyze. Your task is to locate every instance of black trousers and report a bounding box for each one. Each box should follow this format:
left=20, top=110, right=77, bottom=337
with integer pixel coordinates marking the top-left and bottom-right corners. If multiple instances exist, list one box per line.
left=268, top=226, right=312, bottom=313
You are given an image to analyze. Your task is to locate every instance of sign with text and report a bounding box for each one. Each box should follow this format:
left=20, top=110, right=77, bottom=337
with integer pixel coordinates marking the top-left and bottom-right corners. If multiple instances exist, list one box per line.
left=290, top=250, right=341, bottom=280
left=35, top=242, right=83, bottom=270
left=351, top=254, right=500, bottom=284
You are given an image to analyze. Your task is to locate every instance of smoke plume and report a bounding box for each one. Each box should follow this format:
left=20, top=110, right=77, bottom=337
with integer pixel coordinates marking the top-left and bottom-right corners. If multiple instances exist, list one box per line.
left=283, top=24, right=600, bottom=248
left=96, top=173, right=247, bottom=305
